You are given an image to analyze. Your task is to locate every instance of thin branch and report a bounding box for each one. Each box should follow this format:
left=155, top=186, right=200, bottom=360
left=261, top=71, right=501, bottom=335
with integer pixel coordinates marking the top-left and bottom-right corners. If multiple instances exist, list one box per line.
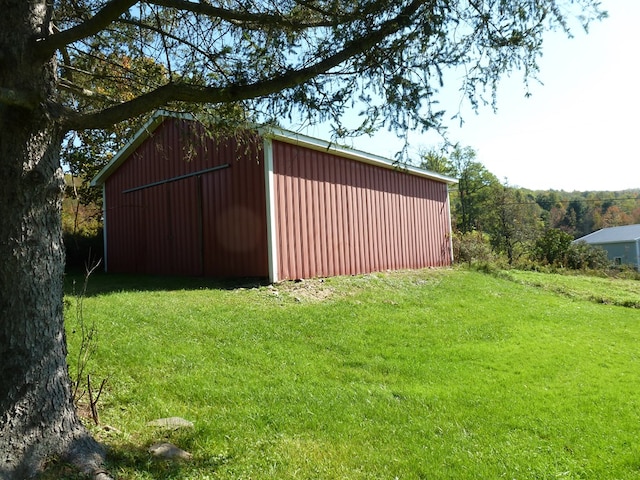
left=59, top=79, right=115, bottom=103
left=152, top=6, right=173, bottom=81
left=63, top=44, right=168, bottom=91
left=147, top=0, right=345, bottom=29
left=117, top=17, right=231, bottom=79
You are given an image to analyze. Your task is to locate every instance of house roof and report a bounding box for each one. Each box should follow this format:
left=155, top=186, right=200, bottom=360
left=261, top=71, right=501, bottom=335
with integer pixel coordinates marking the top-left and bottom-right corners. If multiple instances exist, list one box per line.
left=575, top=224, right=640, bottom=244
left=91, top=110, right=458, bottom=187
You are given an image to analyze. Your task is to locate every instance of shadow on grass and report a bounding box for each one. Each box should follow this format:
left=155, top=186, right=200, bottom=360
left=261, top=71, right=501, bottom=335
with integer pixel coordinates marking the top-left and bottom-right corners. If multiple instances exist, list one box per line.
left=64, top=270, right=269, bottom=297
left=41, top=433, right=231, bottom=480
left=103, top=441, right=231, bottom=479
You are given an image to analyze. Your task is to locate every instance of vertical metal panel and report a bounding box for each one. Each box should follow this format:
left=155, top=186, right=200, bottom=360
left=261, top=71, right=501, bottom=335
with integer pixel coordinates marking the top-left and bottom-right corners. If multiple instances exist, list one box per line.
left=272, top=140, right=452, bottom=281
left=103, top=118, right=268, bottom=277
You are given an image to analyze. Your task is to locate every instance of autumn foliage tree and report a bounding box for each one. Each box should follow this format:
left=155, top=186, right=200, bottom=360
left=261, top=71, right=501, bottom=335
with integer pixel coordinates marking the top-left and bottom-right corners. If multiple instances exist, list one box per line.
left=0, top=1, right=605, bottom=478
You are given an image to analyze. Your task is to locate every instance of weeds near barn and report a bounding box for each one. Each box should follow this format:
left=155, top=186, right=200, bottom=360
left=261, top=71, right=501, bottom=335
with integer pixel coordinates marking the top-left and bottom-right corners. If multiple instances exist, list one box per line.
left=65, top=260, right=109, bottom=425
left=47, top=268, right=640, bottom=479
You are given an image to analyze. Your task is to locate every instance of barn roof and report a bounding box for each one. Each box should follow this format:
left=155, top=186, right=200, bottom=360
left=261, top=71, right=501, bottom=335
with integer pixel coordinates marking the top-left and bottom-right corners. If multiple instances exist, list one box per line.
left=575, top=224, right=640, bottom=244
left=91, top=110, right=457, bottom=187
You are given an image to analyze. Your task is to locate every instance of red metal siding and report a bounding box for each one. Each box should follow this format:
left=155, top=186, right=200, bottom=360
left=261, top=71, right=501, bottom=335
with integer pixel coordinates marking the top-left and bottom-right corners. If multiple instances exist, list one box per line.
left=104, top=119, right=269, bottom=277
left=272, top=140, right=452, bottom=280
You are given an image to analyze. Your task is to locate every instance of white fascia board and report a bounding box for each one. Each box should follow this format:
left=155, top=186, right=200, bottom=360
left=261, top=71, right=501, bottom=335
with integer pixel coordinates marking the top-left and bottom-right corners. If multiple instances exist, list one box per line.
left=260, top=127, right=458, bottom=185
left=91, top=110, right=457, bottom=187
left=263, top=138, right=279, bottom=283
left=576, top=236, right=640, bottom=245
left=90, top=110, right=193, bottom=187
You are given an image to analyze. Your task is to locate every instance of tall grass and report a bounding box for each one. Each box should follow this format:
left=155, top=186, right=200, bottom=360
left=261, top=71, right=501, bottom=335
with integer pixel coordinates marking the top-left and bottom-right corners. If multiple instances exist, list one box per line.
left=48, top=268, right=640, bottom=479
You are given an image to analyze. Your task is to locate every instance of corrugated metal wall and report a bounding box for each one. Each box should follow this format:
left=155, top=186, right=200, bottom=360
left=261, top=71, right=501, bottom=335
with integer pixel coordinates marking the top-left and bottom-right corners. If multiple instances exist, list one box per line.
left=104, top=119, right=269, bottom=277
left=272, top=140, right=452, bottom=280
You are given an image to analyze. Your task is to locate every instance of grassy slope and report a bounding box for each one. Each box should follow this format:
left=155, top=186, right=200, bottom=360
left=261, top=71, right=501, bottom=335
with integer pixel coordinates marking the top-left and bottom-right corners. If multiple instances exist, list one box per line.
left=53, top=269, right=640, bottom=479
left=502, top=269, right=640, bottom=308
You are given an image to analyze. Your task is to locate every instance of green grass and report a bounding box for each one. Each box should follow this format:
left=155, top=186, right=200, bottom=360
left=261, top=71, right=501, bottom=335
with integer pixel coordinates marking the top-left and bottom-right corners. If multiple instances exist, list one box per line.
left=46, top=268, right=640, bottom=479
left=501, top=269, right=640, bottom=308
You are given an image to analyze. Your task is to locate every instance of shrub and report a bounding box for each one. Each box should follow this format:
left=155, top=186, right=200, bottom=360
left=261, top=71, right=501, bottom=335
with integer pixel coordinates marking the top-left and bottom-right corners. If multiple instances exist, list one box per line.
left=534, top=229, right=573, bottom=266
left=64, top=230, right=103, bottom=272
left=453, top=230, right=494, bottom=267
left=566, top=241, right=609, bottom=271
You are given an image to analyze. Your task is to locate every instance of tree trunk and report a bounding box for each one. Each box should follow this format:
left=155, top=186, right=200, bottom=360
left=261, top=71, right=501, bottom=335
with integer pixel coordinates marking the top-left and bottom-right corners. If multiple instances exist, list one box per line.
left=0, top=2, right=108, bottom=478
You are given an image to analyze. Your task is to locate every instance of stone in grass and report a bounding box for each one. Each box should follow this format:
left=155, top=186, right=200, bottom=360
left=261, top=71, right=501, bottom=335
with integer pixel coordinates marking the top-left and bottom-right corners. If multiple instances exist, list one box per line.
left=149, top=442, right=192, bottom=461
left=146, top=416, right=194, bottom=429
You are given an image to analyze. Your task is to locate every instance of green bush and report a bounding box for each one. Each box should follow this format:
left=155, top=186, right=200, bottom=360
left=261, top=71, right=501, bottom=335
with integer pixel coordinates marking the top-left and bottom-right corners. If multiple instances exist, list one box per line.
left=566, top=241, right=609, bottom=271
left=452, top=230, right=495, bottom=267
left=534, top=229, right=573, bottom=266
left=615, top=265, right=640, bottom=280
left=64, top=230, right=103, bottom=272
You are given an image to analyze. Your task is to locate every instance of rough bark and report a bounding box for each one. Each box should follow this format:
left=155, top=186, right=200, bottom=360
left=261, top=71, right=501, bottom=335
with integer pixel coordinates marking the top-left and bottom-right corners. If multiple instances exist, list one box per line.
left=0, top=2, right=109, bottom=478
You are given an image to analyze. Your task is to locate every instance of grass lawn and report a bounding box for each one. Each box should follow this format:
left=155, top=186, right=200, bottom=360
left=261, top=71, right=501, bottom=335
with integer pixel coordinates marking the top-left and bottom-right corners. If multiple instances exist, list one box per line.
left=47, top=268, right=640, bottom=479
left=501, top=269, right=640, bottom=308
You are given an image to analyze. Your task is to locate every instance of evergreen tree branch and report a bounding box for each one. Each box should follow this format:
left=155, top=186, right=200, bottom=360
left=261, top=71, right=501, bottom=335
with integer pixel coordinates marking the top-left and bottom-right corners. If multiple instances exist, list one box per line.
left=34, top=0, right=138, bottom=57
left=59, top=0, right=425, bottom=130
left=146, top=0, right=347, bottom=28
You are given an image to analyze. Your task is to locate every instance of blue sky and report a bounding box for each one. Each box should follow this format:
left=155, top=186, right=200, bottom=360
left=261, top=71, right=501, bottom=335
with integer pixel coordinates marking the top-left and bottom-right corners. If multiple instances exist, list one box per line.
left=301, top=0, right=638, bottom=192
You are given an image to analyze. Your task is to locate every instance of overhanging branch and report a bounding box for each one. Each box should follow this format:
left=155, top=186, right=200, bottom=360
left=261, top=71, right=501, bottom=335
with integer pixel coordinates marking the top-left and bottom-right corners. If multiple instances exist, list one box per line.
left=60, top=0, right=424, bottom=131
left=147, top=0, right=344, bottom=28
left=33, top=0, right=138, bottom=57
left=36, top=0, right=346, bottom=60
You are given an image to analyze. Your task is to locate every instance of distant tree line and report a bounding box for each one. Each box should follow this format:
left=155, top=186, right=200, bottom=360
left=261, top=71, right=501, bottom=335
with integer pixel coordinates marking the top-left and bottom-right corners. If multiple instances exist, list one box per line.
left=421, top=146, right=640, bottom=270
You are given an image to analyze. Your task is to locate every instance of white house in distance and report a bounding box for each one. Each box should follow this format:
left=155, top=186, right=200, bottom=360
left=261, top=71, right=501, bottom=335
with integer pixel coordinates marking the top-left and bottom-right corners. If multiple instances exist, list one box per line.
left=574, top=224, right=640, bottom=270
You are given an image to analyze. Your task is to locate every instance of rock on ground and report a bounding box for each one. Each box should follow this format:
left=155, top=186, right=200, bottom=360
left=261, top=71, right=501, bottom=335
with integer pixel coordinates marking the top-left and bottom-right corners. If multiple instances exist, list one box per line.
left=146, top=417, right=194, bottom=429
left=148, top=442, right=192, bottom=461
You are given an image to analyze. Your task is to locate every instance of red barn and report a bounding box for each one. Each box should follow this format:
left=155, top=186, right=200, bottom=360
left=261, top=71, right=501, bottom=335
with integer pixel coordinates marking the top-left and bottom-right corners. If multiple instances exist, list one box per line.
left=91, top=111, right=457, bottom=282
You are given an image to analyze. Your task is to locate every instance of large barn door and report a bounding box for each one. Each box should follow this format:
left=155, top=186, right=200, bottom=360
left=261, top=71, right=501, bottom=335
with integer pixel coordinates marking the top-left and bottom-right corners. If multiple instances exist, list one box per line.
left=142, top=178, right=202, bottom=276
left=119, top=164, right=230, bottom=276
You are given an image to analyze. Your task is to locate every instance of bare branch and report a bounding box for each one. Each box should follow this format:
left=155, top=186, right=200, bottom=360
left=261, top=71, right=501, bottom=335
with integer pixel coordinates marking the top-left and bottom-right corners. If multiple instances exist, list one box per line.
left=151, top=6, right=174, bottom=80
left=115, top=17, right=232, bottom=81
left=59, top=79, right=115, bottom=103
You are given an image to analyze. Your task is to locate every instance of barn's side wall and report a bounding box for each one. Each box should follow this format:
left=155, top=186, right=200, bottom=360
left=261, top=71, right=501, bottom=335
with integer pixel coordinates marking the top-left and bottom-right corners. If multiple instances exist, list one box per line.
left=271, top=140, right=453, bottom=281
left=103, top=118, right=269, bottom=277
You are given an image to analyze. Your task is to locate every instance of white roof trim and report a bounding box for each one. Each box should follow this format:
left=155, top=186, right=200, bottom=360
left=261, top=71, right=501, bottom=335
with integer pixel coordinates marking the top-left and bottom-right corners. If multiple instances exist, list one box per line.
left=90, top=110, right=191, bottom=187
left=261, top=126, right=457, bottom=185
left=91, top=110, right=458, bottom=187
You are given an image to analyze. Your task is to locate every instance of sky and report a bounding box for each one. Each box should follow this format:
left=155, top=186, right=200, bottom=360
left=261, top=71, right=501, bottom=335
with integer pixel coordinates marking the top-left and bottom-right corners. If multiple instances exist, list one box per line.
left=299, top=0, right=639, bottom=192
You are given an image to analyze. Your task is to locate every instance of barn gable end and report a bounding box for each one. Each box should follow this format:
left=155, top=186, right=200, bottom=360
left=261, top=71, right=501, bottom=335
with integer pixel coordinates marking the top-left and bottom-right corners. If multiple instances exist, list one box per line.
left=97, top=116, right=269, bottom=277
left=93, top=111, right=456, bottom=281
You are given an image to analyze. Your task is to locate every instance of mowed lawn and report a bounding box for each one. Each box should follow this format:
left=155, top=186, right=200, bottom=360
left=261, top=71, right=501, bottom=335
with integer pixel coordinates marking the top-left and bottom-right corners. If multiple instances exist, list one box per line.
left=54, top=268, right=640, bottom=479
